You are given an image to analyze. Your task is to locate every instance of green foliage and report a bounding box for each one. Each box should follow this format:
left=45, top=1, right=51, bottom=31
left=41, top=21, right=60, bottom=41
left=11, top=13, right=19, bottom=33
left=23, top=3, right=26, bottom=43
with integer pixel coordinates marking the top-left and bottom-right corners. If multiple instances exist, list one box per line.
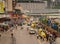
left=39, top=16, right=47, bottom=24
left=42, top=18, right=48, bottom=24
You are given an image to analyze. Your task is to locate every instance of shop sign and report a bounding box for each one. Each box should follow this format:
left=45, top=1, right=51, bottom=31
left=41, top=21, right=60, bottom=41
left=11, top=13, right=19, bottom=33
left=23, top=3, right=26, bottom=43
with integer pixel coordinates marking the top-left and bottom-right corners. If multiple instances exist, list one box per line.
left=0, top=1, right=4, bottom=13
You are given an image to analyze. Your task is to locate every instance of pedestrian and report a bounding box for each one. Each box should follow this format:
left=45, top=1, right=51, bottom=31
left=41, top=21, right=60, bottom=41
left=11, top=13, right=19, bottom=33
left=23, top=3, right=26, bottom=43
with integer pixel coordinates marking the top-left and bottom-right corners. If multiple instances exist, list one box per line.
left=52, top=32, right=57, bottom=41
left=49, top=33, right=54, bottom=44
left=46, top=31, right=49, bottom=41
left=11, top=32, right=13, bottom=38
left=0, top=34, right=1, bottom=37
left=16, top=24, right=17, bottom=29
left=10, top=29, right=14, bottom=38
left=47, top=19, right=51, bottom=26
left=49, top=36, right=54, bottom=44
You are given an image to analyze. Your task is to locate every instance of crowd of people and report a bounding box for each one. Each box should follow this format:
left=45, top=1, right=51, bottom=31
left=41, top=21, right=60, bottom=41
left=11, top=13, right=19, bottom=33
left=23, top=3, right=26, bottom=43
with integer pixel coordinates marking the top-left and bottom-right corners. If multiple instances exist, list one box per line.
left=33, top=21, right=57, bottom=44
left=38, top=28, right=57, bottom=44
left=26, top=20, right=57, bottom=44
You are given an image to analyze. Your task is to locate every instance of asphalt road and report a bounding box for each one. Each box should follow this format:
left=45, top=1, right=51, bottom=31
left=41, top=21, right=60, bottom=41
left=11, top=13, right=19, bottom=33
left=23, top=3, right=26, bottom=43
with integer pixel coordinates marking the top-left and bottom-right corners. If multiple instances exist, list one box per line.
left=0, top=25, right=60, bottom=44
left=0, top=30, right=12, bottom=44
left=14, top=26, right=39, bottom=44
left=0, top=25, right=40, bottom=44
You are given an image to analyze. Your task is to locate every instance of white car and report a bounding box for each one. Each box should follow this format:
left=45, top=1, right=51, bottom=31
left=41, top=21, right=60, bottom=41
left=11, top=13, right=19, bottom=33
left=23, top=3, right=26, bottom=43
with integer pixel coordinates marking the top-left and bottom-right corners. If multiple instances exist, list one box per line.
left=29, top=28, right=36, bottom=34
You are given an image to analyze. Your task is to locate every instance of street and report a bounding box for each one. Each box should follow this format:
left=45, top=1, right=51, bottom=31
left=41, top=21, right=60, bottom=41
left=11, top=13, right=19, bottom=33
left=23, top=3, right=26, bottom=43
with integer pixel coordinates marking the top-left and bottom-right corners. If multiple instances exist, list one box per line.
left=0, top=25, right=39, bottom=44
left=14, top=26, right=39, bottom=44
left=0, top=0, right=60, bottom=44
left=0, top=25, right=60, bottom=44
left=0, top=30, right=12, bottom=44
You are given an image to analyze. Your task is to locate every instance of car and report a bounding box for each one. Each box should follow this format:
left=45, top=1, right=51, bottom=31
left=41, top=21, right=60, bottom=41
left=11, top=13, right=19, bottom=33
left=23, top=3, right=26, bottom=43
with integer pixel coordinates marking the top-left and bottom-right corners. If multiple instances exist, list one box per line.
left=29, top=28, right=36, bottom=34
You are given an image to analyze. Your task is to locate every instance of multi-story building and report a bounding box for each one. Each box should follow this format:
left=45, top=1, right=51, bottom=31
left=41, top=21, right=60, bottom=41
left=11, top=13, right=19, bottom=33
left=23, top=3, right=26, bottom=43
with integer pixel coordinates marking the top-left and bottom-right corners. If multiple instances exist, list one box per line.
left=15, top=0, right=60, bottom=16
left=16, top=0, right=47, bottom=12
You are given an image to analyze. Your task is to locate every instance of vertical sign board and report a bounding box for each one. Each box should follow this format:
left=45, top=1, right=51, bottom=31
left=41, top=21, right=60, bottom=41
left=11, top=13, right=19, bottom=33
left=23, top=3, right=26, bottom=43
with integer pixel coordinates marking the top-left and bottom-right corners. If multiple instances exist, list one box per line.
left=0, top=1, right=4, bottom=13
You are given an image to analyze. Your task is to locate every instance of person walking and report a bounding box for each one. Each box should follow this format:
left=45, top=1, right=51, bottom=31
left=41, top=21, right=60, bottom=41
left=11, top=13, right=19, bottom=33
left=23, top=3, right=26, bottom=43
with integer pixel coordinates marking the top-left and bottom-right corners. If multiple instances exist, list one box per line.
left=10, top=29, right=14, bottom=38
left=0, top=33, right=1, bottom=37
left=46, top=31, right=50, bottom=41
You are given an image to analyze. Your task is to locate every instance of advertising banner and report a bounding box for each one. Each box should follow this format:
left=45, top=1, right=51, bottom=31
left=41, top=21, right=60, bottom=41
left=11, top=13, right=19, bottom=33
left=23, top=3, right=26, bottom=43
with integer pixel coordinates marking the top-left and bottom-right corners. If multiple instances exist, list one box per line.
left=0, top=2, right=4, bottom=13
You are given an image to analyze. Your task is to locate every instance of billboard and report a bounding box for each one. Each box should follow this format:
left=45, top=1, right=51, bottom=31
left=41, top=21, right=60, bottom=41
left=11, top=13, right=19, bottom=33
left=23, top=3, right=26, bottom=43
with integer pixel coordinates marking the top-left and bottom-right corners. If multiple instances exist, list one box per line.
left=0, top=2, right=4, bottom=13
